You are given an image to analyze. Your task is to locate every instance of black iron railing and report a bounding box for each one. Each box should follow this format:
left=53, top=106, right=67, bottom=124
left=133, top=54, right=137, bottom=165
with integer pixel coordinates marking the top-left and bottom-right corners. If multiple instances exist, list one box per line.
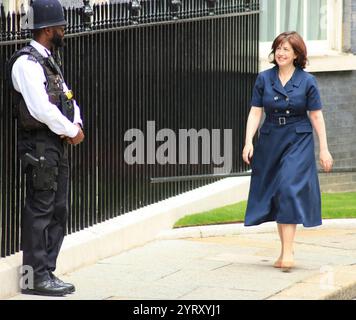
left=0, top=0, right=259, bottom=257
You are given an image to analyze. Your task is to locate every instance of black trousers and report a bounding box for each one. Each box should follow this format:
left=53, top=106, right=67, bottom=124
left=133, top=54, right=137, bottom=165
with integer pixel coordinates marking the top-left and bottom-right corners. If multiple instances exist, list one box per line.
left=18, top=129, right=69, bottom=282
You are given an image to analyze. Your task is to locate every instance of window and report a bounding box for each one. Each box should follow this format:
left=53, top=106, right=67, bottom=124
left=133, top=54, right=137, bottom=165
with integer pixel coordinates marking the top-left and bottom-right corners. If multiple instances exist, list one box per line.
left=260, top=0, right=343, bottom=57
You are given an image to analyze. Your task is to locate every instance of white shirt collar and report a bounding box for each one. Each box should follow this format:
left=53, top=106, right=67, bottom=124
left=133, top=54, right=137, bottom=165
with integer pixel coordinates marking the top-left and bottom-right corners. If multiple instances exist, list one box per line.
left=29, top=40, right=52, bottom=57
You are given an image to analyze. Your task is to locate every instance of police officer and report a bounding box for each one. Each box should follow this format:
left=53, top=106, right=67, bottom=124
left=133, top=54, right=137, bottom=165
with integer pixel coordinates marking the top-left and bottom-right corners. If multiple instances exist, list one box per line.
left=7, top=0, right=84, bottom=296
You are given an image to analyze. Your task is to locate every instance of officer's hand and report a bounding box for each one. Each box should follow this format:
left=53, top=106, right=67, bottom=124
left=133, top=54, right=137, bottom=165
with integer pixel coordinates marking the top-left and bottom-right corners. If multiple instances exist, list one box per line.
left=67, top=125, right=85, bottom=145
left=320, top=149, right=333, bottom=173
left=242, top=143, right=254, bottom=165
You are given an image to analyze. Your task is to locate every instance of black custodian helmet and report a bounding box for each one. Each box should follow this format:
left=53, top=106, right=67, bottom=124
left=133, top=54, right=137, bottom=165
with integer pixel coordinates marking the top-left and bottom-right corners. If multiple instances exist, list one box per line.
left=26, top=0, right=67, bottom=30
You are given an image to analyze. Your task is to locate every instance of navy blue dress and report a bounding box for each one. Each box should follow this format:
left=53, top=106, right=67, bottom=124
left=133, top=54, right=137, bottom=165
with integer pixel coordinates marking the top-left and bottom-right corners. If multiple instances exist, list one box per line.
left=244, top=66, right=322, bottom=228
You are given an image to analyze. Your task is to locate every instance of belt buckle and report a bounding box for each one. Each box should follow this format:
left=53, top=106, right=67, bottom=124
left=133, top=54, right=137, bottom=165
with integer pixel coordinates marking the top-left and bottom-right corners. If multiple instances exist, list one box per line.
left=279, top=117, right=286, bottom=125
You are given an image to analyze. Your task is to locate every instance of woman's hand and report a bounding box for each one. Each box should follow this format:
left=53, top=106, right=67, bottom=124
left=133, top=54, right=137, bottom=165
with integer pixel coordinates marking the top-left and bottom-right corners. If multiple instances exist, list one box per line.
left=320, top=149, right=333, bottom=172
left=242, top=143, right=254, bottom=165
left=242, top=107, right=263, bottom=165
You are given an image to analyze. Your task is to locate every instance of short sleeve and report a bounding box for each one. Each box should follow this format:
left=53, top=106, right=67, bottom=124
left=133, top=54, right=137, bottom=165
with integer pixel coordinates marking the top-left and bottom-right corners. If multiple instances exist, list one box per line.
left=306, top=75, right=322, bottom=111
left=250, top=73, right=264, bottom=108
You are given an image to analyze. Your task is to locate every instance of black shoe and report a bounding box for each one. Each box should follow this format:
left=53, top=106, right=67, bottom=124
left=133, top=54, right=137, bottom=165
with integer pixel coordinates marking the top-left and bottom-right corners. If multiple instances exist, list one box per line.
left=21, top=279, right=68, bottom=297
left=49, top=272, right=75, bottom=294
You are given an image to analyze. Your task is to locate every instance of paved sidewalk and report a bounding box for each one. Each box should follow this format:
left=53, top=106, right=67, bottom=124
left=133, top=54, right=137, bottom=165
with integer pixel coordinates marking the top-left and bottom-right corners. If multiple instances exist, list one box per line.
left=9, top=222, right=356, bottom=300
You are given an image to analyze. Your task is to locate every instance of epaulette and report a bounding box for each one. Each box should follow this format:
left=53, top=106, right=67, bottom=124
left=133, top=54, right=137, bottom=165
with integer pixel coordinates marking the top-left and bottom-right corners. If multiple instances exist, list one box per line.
left=27, top=54, right=38, bottom=63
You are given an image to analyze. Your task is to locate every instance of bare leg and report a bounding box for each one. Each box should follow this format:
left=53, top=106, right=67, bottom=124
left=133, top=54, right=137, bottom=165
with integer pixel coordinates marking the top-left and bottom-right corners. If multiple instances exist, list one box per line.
left=274, top=224, right=284, bottom=268
left=279, top=224, right=296, bottom=270
left=274, top=224, right=296, bottom=269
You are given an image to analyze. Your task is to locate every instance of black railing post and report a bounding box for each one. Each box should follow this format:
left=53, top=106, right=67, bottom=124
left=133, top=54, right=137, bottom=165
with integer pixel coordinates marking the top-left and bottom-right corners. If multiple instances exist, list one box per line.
left=169, top=0, right=181, bottom=20
left=0, top=0, right=261, bottom=258
left=82, top=0, right=93, bottom=31
left=20, top=3, right=27, bottom=34
left=244, top=0, right=251, bottom=11
left=206, top=0, right=218, bottom=15
left=129, top=0, right=141, bottom=25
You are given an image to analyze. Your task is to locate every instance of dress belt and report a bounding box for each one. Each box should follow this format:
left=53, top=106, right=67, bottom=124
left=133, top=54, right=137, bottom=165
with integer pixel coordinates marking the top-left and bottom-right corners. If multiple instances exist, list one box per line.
left=265, top=113, right=308, bottom=126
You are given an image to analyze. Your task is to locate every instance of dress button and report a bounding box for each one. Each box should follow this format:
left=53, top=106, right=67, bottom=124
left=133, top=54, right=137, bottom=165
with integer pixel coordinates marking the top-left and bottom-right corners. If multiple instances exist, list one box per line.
left=286, top=110, right=290, bottom=114
left=274, top=96, right=279, bottom=101
left=274, top=109, right=278, bottom=113
left=286, top=97, right=289, bottom=101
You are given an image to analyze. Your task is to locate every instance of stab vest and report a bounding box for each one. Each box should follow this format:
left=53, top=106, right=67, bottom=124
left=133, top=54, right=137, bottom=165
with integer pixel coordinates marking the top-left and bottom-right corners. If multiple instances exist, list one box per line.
left=7, top=45, right=74, bottom=131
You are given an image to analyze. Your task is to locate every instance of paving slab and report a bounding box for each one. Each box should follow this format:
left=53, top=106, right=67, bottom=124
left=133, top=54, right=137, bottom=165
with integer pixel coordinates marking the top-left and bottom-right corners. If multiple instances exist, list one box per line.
left=8, top=222, right=356, bottom=300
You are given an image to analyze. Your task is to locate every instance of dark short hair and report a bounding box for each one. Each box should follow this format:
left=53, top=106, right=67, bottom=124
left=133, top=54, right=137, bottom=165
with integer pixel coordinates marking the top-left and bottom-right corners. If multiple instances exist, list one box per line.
left=269, top=31, right=308, bottom=69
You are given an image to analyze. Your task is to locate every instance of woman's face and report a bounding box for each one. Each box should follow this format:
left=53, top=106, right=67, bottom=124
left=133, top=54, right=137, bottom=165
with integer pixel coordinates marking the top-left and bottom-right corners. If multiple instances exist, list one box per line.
left=275, top=40, right=297, bottom=68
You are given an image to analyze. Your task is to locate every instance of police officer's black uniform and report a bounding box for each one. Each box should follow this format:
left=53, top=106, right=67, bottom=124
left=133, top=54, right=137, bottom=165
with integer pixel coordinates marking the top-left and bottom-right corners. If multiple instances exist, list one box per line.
left=7, top=0, right=81, bottom=297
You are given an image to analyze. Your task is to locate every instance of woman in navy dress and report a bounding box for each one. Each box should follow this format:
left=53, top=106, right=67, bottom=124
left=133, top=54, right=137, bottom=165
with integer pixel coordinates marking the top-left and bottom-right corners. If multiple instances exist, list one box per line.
left=242, top=32, right=333, bottom=271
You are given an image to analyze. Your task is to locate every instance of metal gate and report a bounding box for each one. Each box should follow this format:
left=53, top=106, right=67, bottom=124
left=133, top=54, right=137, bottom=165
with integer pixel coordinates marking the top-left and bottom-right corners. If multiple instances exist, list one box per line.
left=0, top=0, right=259, bottom=257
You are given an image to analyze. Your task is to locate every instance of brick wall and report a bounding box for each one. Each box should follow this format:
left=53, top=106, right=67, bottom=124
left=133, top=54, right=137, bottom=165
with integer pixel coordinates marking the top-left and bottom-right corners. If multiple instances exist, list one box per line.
left=313, top=71, right=356, bottom=192
left=311, top=0, right=356, bottom=193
